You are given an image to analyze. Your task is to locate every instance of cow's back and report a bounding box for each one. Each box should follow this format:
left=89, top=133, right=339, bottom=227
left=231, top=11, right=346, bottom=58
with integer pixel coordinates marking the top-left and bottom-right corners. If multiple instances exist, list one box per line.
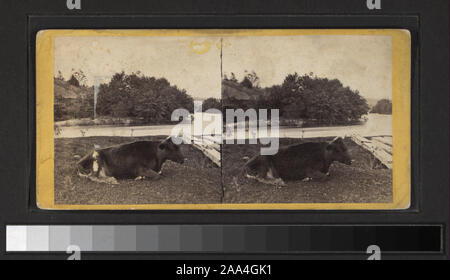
left=99, top=141, right=159, bottom=178
left=272, top=142, right=326, bottom=180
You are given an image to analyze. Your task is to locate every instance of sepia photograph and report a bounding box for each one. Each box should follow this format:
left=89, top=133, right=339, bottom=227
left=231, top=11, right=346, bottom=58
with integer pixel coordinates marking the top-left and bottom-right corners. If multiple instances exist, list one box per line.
left=221, top=34, right=395, bottom=204
left=0, top=0, right=445, bottom=261
left=35, top=30, right=411, bottom=209
left=50, top=34, right=223, bottom=205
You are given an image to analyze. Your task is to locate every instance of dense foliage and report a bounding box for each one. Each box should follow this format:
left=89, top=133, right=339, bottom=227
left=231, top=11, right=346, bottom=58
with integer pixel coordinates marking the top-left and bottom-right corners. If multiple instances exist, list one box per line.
left=224, top=72, right=370, bottom=125
left=371, top=99, right=392, bottom=115
left=55, top=69, right=370, bottom=126
left=96, top=72, right=194, bottom=124
left=202, top=97, right=222, bottom=112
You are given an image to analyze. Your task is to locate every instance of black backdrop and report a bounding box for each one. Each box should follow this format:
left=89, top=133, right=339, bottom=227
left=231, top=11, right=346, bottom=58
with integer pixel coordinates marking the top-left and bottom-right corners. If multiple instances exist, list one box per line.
left=0, top=0, right=448, bottom=260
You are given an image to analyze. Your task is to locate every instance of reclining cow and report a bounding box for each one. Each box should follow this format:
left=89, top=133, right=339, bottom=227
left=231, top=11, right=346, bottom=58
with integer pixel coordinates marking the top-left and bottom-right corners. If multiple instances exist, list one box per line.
left=244, top=137, right=352, bottom=186
left=76, top=137, right=185, bottom=184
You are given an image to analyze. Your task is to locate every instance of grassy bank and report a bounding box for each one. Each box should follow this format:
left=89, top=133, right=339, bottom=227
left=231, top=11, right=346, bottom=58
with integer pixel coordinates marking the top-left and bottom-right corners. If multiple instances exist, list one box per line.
left=55, top=136, right=221, bottom=205
left=55, top=136, right=392, bottom=206
left=222, top=137, right=392, bottom=204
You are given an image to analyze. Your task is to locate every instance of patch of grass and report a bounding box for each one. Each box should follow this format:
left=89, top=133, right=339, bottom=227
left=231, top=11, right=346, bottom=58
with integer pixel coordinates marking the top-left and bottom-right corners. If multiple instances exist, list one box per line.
left=222, top=138, right=393, bottom=204
left=54, top=136, right=393, bottom=206
left=55, top=136, right=221, bottom=205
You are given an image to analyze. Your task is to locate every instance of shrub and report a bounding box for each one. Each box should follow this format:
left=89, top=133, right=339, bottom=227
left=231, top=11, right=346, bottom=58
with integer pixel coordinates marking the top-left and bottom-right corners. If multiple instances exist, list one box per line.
left=371, top=99, right=392, bottom=114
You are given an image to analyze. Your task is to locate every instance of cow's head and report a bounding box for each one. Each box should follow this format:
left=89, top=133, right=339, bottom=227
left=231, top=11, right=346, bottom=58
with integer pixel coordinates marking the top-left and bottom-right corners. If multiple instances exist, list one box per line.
left=158, top=137, right=185, bottom=164
left=326, top=137, right=352, bottom=165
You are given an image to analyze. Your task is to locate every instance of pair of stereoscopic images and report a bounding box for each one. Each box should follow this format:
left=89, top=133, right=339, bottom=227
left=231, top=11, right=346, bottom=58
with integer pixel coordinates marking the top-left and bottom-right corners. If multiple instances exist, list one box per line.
left=36, top=29, right=411, bottom=210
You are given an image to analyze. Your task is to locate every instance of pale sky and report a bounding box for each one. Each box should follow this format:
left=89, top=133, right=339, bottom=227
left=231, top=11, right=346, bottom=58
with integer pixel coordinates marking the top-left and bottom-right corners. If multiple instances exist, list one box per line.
left=55, top=34, right=392, bottom=100
left=223, top=35, right=392, bottom=100
left=54, top=36, right=222, bottom=99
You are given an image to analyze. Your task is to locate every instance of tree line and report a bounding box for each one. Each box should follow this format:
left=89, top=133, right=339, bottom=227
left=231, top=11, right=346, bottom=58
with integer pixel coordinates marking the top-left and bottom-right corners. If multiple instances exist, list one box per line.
left=55, top=70, right=376, bottom=126
left=223, top=72, right=371, bottom=125
left=55, top=71, right=195, bottom=124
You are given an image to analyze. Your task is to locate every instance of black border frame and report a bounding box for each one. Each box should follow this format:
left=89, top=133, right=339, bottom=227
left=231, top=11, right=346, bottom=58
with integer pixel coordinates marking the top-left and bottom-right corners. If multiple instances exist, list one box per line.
left=0, top=0, right=447, bottom=260
left=27, top=14, right=420, bottom=214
